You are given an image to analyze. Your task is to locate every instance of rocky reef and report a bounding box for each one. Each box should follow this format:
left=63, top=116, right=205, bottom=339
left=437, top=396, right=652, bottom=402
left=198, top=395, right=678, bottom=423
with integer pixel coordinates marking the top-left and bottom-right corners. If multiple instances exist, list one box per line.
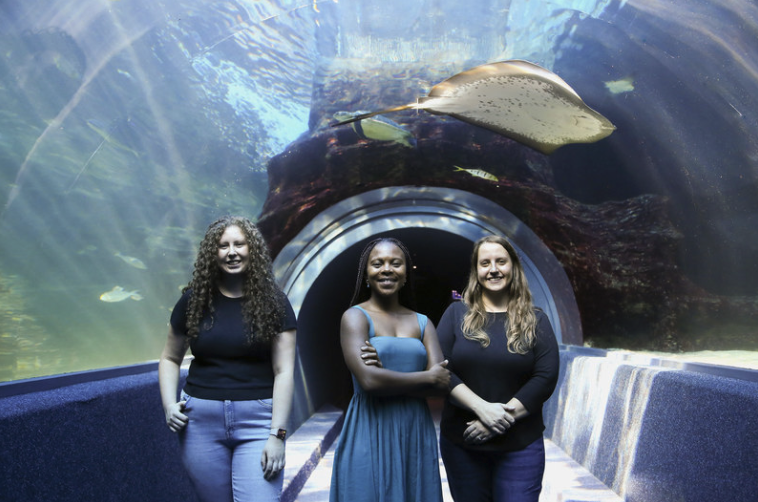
left=258, top=65, right=758, bottom=352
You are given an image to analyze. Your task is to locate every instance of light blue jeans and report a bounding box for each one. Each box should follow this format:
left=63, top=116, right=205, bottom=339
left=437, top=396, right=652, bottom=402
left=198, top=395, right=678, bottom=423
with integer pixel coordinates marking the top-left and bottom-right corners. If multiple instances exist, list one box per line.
left=179, top=391, right=282, bottom=502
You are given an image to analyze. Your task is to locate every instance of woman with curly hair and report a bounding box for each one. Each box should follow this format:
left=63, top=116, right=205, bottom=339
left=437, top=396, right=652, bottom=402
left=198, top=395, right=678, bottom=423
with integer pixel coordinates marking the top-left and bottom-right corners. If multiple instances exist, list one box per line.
left=330, top=237, right=450, bottom=502
left=436, top=235, right=559, bottom=502
left=159, top=216, right=297, bottom=502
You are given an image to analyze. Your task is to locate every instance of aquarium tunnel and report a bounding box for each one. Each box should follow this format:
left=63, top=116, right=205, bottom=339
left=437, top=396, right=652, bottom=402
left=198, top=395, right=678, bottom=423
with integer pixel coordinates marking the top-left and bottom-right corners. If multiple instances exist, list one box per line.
left=273, top=185, right=581, bottom=423
left=2, top=0, right=758, bottom=501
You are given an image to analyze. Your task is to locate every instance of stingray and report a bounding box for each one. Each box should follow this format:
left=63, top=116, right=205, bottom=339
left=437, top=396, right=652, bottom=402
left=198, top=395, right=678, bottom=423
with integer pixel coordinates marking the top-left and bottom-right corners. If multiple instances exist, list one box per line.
left=331, top=60, right=616, bottom=155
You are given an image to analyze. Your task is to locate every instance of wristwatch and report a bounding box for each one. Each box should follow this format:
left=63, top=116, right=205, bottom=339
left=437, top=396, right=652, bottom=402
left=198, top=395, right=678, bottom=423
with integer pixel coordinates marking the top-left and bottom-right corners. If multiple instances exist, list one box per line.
left=270, top=428, right=287, bottom=440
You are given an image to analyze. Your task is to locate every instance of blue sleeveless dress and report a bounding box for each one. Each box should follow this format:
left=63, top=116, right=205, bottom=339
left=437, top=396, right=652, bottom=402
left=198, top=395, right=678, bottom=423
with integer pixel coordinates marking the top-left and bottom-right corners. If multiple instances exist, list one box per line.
left=329, top=306, right=443, bottom=502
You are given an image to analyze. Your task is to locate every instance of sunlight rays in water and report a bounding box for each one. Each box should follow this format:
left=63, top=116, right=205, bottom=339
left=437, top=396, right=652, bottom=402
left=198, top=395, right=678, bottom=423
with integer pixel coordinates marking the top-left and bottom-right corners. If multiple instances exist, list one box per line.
left=108, top=10, right=201, bottom=233
left=1, top=22, right=154, bottom=219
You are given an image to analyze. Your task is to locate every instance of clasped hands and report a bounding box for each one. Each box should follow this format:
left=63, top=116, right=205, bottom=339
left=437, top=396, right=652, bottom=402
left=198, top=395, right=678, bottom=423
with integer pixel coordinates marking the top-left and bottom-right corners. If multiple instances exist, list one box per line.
left=464, top=401, right=516, bottom=444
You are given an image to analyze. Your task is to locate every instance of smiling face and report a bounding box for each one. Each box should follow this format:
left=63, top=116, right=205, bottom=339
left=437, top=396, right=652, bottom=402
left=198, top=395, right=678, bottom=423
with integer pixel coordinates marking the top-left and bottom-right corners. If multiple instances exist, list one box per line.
left=216, top=225, right=250, bottom=276
left=366, top=241, right=407, bottom=297
left=476, top=241, right=513, bottom=296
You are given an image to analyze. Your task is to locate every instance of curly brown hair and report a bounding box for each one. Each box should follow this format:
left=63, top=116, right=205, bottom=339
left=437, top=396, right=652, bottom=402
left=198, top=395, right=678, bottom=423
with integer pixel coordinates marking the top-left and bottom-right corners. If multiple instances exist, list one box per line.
left=183, top=216, right=285, bottom=344
left=461, top=235, right=537, bottom=354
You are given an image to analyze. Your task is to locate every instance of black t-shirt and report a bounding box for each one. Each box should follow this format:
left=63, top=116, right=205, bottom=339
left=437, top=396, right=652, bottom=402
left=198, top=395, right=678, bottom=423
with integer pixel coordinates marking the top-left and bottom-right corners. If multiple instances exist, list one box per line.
left=170, top=289, right=297, bottom=400
left=437, top=301, right=559, bottom=451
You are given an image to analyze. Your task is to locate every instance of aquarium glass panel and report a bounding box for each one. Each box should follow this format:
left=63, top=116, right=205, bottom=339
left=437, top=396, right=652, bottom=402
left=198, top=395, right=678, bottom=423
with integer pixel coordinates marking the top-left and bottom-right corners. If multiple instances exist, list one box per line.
left=1, top=0, right=757, bottom=381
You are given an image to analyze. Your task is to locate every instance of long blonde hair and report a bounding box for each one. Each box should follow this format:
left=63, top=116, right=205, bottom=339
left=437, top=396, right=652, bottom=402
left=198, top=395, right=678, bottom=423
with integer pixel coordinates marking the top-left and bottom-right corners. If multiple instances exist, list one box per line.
left=461, top=235, right=537, bottom=354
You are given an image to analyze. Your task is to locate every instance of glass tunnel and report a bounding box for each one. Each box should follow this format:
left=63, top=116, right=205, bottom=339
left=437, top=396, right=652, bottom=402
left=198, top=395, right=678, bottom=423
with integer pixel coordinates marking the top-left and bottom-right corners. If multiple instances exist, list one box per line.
left=1, top=0, right=758, bottom=387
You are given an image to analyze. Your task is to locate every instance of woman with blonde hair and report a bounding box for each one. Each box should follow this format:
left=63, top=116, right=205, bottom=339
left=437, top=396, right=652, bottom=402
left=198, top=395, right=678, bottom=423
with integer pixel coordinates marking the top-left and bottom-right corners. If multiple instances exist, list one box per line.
left=159, top=216, right=297, bottom=502
left=436, top=235, right=559, bottom=502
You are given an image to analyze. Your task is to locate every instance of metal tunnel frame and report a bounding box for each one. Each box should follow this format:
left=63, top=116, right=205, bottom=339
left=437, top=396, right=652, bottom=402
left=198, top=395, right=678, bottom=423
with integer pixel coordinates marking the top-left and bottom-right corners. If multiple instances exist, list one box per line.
left=272, top=186, right=581, bottom=344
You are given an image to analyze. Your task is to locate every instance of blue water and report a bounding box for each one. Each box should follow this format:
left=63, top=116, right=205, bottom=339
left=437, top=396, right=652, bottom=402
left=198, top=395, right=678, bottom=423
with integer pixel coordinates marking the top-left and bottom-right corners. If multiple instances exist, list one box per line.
left=0, top=0, right=757, bottom=381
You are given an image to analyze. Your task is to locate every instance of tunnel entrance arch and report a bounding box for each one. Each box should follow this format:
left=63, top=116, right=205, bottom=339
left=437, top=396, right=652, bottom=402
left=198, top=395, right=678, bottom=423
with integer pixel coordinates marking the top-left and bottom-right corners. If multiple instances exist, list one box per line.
left=274, top=186, right=580, bottom=342
left=272, top=186, right=581, bottom=423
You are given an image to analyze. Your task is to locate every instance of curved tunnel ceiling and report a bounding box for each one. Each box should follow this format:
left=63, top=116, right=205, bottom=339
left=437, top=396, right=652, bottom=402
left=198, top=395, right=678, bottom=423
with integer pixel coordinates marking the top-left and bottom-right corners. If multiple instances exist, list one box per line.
left=273, top=186, right=581, bottom=345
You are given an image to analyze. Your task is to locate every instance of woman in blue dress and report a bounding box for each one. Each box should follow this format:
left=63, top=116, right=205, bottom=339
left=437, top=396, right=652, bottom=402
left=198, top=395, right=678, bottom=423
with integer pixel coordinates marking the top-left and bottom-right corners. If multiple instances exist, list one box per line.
left=329, top=237, right=450, bottom=502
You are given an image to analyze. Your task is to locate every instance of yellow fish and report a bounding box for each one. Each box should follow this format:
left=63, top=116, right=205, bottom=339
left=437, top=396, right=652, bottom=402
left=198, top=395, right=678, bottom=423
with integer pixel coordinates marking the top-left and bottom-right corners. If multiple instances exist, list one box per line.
left=100, top=286, right=143, bottom=302
left=333, top=111, right=416, bottom=148
left=453, top=166, right=498, bottom=182
left=115, top=252, right=147, bottom=269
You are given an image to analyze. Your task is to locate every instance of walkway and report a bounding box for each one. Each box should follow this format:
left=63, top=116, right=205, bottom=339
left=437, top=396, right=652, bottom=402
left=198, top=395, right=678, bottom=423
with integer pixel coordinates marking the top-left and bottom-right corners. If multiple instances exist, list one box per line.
left=283, top=405, right=622, bottom=502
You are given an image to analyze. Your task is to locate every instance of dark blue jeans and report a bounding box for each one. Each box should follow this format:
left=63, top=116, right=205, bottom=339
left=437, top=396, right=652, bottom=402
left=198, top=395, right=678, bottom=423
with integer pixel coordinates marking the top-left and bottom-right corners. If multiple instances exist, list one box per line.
left=440, top=435, right=545, bottom=502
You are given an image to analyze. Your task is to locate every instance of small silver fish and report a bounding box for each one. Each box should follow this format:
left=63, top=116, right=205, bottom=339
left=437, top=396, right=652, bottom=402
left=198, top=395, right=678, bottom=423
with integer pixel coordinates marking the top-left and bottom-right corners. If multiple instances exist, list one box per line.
left=100, top=286, right=143, bottom=303
left=333, top=111, right=416, bottom=148
left=115, top=252, right=147, bottom=269
left=76, top=245, right=98, bottom=255
left=453, top=165, right=499, bottom=181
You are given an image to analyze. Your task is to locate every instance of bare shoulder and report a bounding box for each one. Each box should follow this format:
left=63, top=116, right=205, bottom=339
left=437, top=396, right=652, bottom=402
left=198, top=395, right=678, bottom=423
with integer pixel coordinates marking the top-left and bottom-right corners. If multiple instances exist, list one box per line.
left=340, top=307, right=371, bottom=353
left=342, top=306, right=365, bottom=321
left=341, top=306, right=369, bottom=330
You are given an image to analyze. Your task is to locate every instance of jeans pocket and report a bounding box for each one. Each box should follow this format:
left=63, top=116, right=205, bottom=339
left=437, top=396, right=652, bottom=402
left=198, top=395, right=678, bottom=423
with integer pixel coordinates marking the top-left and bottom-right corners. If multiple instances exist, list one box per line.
left=257, top=398, right=273, bottom=410
left=180, top=391, right=193, bottom=410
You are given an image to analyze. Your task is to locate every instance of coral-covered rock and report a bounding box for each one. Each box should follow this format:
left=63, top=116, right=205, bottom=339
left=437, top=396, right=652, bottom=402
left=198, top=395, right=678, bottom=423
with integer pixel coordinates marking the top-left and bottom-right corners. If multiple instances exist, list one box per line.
left=259, top=68, right=758, bottom=353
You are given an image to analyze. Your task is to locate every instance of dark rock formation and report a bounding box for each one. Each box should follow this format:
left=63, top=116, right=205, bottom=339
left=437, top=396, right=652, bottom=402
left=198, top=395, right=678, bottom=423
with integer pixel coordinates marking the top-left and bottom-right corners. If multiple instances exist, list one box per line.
left=258, top=67, right=758, bottom=352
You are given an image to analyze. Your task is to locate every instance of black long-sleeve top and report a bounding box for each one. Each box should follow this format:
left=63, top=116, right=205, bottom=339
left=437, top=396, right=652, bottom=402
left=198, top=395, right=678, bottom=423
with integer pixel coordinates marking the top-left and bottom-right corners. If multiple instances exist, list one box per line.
left=437, top=301, right=560, bottom=451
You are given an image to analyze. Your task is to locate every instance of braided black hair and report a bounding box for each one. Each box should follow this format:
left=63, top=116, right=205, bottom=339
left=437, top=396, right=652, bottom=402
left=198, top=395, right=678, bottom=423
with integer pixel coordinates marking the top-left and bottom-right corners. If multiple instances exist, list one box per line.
left=349, top=237, right=416, bottom=308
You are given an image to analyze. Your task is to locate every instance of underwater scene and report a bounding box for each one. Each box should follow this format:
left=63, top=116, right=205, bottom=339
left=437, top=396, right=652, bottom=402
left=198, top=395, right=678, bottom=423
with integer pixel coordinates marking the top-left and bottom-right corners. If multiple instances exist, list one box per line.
left=1, top=0, right=757, bottom=382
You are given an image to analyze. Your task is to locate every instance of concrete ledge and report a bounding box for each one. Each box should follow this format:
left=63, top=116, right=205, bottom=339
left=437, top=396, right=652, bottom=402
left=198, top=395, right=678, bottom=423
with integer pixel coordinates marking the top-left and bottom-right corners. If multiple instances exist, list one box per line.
left=0, top=363, right=344, bottom=502
left=542, top=439, right=622, bottom=502
left=545, top=348, right=758, bottom=502
left=0, top=369, right=196, bottom=502
left=0, top=366, right=345, bottom=502
left=283, top=405, right=344, bottom=502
